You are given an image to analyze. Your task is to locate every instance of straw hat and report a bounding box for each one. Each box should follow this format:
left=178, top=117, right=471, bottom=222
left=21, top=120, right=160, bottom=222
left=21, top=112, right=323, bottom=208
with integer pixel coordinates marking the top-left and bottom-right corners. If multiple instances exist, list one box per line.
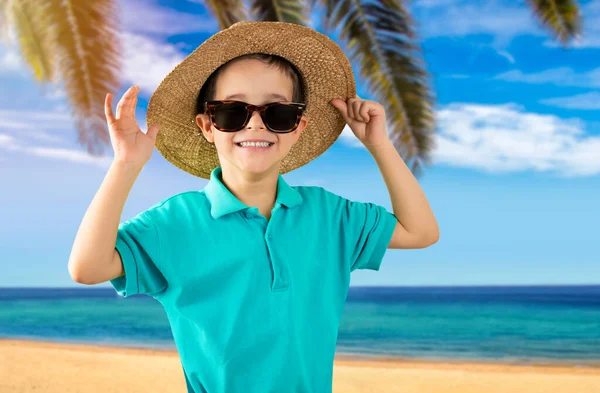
left=147, top=21, right=356, bottom=179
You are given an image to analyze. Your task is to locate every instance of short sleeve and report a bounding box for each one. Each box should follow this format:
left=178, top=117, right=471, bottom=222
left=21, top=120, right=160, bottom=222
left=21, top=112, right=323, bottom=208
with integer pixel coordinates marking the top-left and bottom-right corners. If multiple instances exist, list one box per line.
left=339, top=197, right=398, bottom=272
left=110, top=210, right=168, bottom=298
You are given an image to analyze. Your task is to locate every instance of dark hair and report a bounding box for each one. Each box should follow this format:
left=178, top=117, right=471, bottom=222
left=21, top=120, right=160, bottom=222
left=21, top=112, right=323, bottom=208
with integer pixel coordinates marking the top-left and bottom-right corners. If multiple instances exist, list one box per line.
left=195, top=53, right=306, bottom=116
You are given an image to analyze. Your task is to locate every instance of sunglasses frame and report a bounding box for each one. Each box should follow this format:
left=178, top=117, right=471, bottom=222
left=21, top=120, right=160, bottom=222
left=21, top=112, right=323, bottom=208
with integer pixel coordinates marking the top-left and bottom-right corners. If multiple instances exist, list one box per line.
left=204, top=100, right=307, bottom=133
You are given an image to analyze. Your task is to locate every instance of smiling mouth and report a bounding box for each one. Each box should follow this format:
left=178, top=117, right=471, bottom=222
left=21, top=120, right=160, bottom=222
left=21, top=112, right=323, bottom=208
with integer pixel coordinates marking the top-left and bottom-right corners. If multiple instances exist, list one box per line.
left=235, top=142, right=275, bottom=148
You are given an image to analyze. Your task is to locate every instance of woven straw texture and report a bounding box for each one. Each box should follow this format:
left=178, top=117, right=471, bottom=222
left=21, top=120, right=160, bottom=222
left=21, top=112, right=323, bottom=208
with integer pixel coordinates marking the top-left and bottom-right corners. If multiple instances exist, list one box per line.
left=147, top=21, right=356, bottom=179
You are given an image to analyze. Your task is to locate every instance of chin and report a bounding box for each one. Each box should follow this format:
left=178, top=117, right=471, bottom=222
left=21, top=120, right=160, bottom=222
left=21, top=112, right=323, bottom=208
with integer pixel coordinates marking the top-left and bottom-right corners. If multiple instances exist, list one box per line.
left=240, top=162, right=278, bottom=175
left=228, top=158, right=279, bottom=176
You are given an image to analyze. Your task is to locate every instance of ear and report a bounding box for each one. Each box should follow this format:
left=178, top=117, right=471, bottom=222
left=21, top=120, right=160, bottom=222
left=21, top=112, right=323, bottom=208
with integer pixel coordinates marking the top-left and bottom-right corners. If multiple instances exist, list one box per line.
left=195, top=114, right=214, bottom=143
left=291, top=114, right=309, bottom=143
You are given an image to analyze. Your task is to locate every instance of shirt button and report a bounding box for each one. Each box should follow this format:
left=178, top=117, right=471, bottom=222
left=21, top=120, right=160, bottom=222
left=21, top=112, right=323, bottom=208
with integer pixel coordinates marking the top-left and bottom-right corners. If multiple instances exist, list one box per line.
left=268, top=235, right=272, bottom=240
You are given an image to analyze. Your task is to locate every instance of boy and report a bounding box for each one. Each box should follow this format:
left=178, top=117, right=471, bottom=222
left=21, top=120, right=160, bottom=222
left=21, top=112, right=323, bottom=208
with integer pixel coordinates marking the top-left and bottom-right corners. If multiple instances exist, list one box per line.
left=68, top=21, right=438, bottom=393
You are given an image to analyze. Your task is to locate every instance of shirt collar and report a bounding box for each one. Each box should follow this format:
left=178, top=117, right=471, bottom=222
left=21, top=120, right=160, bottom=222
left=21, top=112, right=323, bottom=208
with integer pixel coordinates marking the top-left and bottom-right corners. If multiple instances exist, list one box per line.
left=204, top=166, right=303, bottom=220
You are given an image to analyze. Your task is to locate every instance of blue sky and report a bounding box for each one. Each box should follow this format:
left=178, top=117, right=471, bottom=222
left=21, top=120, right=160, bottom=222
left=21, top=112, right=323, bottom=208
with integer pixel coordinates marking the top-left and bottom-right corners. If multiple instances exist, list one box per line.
left=1, top=0, right=599, bottom=287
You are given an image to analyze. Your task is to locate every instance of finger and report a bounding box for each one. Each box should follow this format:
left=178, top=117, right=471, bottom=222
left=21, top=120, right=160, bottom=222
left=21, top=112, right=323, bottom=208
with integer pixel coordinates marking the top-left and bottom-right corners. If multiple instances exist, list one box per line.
left=358, top=101, right=368, bottom=122
left=130, top=87, right=139, bottom=120
left=146, top=123, right=160, bottom=142
left=105, top=93, right=116, bottom=125
left=120, top=85, right=139, bottom=119
left=352, top=99, right=362, bottom=121
left=116, top=86, right=138, bottom=119
left=347, top=98, right=355, bottom=120
left=356, top=101, right=367, bottom=122
left=331, top=98, right=350, bottom=124
left=359, top=103, right=370, bottom=122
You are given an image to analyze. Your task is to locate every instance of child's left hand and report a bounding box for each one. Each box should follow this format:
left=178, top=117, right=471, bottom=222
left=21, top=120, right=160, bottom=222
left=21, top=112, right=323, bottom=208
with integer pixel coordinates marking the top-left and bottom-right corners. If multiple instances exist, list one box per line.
left=330, top=96, right=390, bottom=150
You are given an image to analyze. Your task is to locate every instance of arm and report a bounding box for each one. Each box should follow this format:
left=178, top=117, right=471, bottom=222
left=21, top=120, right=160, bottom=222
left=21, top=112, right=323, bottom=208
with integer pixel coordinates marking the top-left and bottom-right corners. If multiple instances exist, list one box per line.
left=368, top=140, right=439, bottom=249
left=68, top=85, right=159, bottom=284
left=68, top=161, right=143, bottom=284
left=330, top=96, right=439, bottom=250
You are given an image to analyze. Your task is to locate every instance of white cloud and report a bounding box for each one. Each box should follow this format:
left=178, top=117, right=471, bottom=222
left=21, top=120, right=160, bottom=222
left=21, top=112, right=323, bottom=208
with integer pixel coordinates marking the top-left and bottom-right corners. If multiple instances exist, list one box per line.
left=495, top=67, right=600, bottom=87
left=497, top=50, right=515, bottom=64
left=0, top=130, right=111, bottom=168
left=433, top=103, right=600, bottom=177
left=0, top=43, right=25, bottom=75
left=24, top=145, right=112, bottom=167
left=0, top=109, right=72, bottom=136
left=0, top=114, right=70, bottom=148
left=0, top=25, right=23, bottom=75
left=46, top=88, right=66, bottom=100
left=540, top=91, right=600, bottom=110
left=121, top=32, right=186, bottom=95
left=411, top=0, right=538, bottom=46
left=0, top=109, right=112, bottom=166
left=338, top=102, right=600, bottom=176
left=338, top=125, right=364, bottom=148
left=7, top=128, right=65, bottom=143
left=0, top=133, right=17, bottom=148
left=413, top=0, right=597, bottom=50
left=118, top=0, right=218, bottom=36
left=409, top=0, right=539, bottom=67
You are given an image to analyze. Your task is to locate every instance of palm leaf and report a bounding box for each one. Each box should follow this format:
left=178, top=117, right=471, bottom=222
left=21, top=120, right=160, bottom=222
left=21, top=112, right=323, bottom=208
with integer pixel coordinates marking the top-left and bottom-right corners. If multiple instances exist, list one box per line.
left=46, top=0, right=122, bottom=154
left=525, top=0, right=582, bottom=45
left=204, top=0, right=248, bottom=29
left=1, top=0, right=122, bottom=155
left=315, top=0, right=435, bottom=175
left=2, top=0, right=56, bottom=84
left=248, top=0, right=307, bottom=24
left=0, top=0, right=10, bottom=41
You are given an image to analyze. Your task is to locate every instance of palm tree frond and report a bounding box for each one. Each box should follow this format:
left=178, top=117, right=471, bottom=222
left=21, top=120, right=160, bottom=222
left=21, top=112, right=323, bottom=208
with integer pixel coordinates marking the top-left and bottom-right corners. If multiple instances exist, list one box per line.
left=46, top=0, right=123, bottom=155
left=249, top=0, right=308, bottom=25
left=205, top=0, right=248, bottom=29
left=318, top=0, right=436, bottom=174
left=1, top=0, right=55, bottom=82
left=525, top=0, right=582, bottom=45
left=0, top=0, right=10, bottom=42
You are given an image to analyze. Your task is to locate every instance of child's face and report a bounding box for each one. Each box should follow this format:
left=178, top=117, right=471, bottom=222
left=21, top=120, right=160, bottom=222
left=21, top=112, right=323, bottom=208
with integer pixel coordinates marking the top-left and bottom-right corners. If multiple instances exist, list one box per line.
left=195, top=59, right=308, bottom=177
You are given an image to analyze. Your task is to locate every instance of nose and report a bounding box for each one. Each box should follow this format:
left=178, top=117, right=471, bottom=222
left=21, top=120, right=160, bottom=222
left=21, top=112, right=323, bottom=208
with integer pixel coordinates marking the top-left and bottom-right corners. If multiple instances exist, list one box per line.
left=245, top=109, right=265, bottom=130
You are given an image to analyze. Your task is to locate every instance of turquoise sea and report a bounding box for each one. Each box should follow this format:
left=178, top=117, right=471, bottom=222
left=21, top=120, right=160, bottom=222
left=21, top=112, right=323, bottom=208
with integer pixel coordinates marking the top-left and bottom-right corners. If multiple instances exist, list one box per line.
left=1, top=285, right=599, bottom=367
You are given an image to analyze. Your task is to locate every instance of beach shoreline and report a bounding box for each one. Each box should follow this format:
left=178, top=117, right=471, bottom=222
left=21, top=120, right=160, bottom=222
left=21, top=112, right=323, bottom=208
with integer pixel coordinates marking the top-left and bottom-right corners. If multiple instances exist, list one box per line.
left=1, top=338, right=600, bottom=393
left=2, top=337, right=600, bottom=370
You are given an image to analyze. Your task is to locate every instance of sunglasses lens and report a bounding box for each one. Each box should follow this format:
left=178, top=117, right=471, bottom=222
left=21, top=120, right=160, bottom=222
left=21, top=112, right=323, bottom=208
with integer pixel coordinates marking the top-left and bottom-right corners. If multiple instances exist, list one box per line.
left=264, top=104, right=298, bottom=131
left=213, top=102, right=247, bottom=130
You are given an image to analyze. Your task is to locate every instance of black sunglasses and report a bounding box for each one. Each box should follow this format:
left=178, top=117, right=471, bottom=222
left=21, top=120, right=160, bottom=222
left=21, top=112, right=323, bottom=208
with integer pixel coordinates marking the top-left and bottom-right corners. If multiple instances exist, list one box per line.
left=204, top=100, right=306, bottom=133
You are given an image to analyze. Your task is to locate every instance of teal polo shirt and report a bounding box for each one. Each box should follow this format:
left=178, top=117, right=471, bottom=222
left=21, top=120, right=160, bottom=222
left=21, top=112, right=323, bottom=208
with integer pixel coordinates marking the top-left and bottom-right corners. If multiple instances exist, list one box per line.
left=110, top=166, right=398, bottom=393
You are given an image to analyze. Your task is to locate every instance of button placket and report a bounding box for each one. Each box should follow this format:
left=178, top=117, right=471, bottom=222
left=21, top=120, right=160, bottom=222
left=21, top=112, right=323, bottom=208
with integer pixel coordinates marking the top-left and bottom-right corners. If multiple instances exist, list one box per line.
left=265, top=211, right=289, bottom=292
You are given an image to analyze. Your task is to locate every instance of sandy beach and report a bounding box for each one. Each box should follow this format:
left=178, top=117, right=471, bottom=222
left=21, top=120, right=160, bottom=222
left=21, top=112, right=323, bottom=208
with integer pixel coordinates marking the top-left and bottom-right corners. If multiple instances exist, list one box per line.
left=1, top=339, right=599, bottom=393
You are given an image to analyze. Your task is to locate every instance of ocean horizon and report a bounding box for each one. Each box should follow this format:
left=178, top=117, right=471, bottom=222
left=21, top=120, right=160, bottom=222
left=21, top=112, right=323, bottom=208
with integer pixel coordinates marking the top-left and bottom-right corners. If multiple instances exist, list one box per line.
left=1, top=285, right=599, bottom=368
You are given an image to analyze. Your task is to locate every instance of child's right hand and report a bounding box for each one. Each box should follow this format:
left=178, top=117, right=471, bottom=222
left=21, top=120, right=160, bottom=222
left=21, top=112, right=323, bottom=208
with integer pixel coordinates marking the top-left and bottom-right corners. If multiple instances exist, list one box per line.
left=105, top=85, right=160, bottom=168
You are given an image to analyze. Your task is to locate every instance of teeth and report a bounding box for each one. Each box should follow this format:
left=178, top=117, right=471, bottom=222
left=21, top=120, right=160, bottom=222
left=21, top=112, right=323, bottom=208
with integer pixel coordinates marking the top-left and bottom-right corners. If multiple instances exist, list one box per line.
left=239, top=141, right=272, bottom=147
